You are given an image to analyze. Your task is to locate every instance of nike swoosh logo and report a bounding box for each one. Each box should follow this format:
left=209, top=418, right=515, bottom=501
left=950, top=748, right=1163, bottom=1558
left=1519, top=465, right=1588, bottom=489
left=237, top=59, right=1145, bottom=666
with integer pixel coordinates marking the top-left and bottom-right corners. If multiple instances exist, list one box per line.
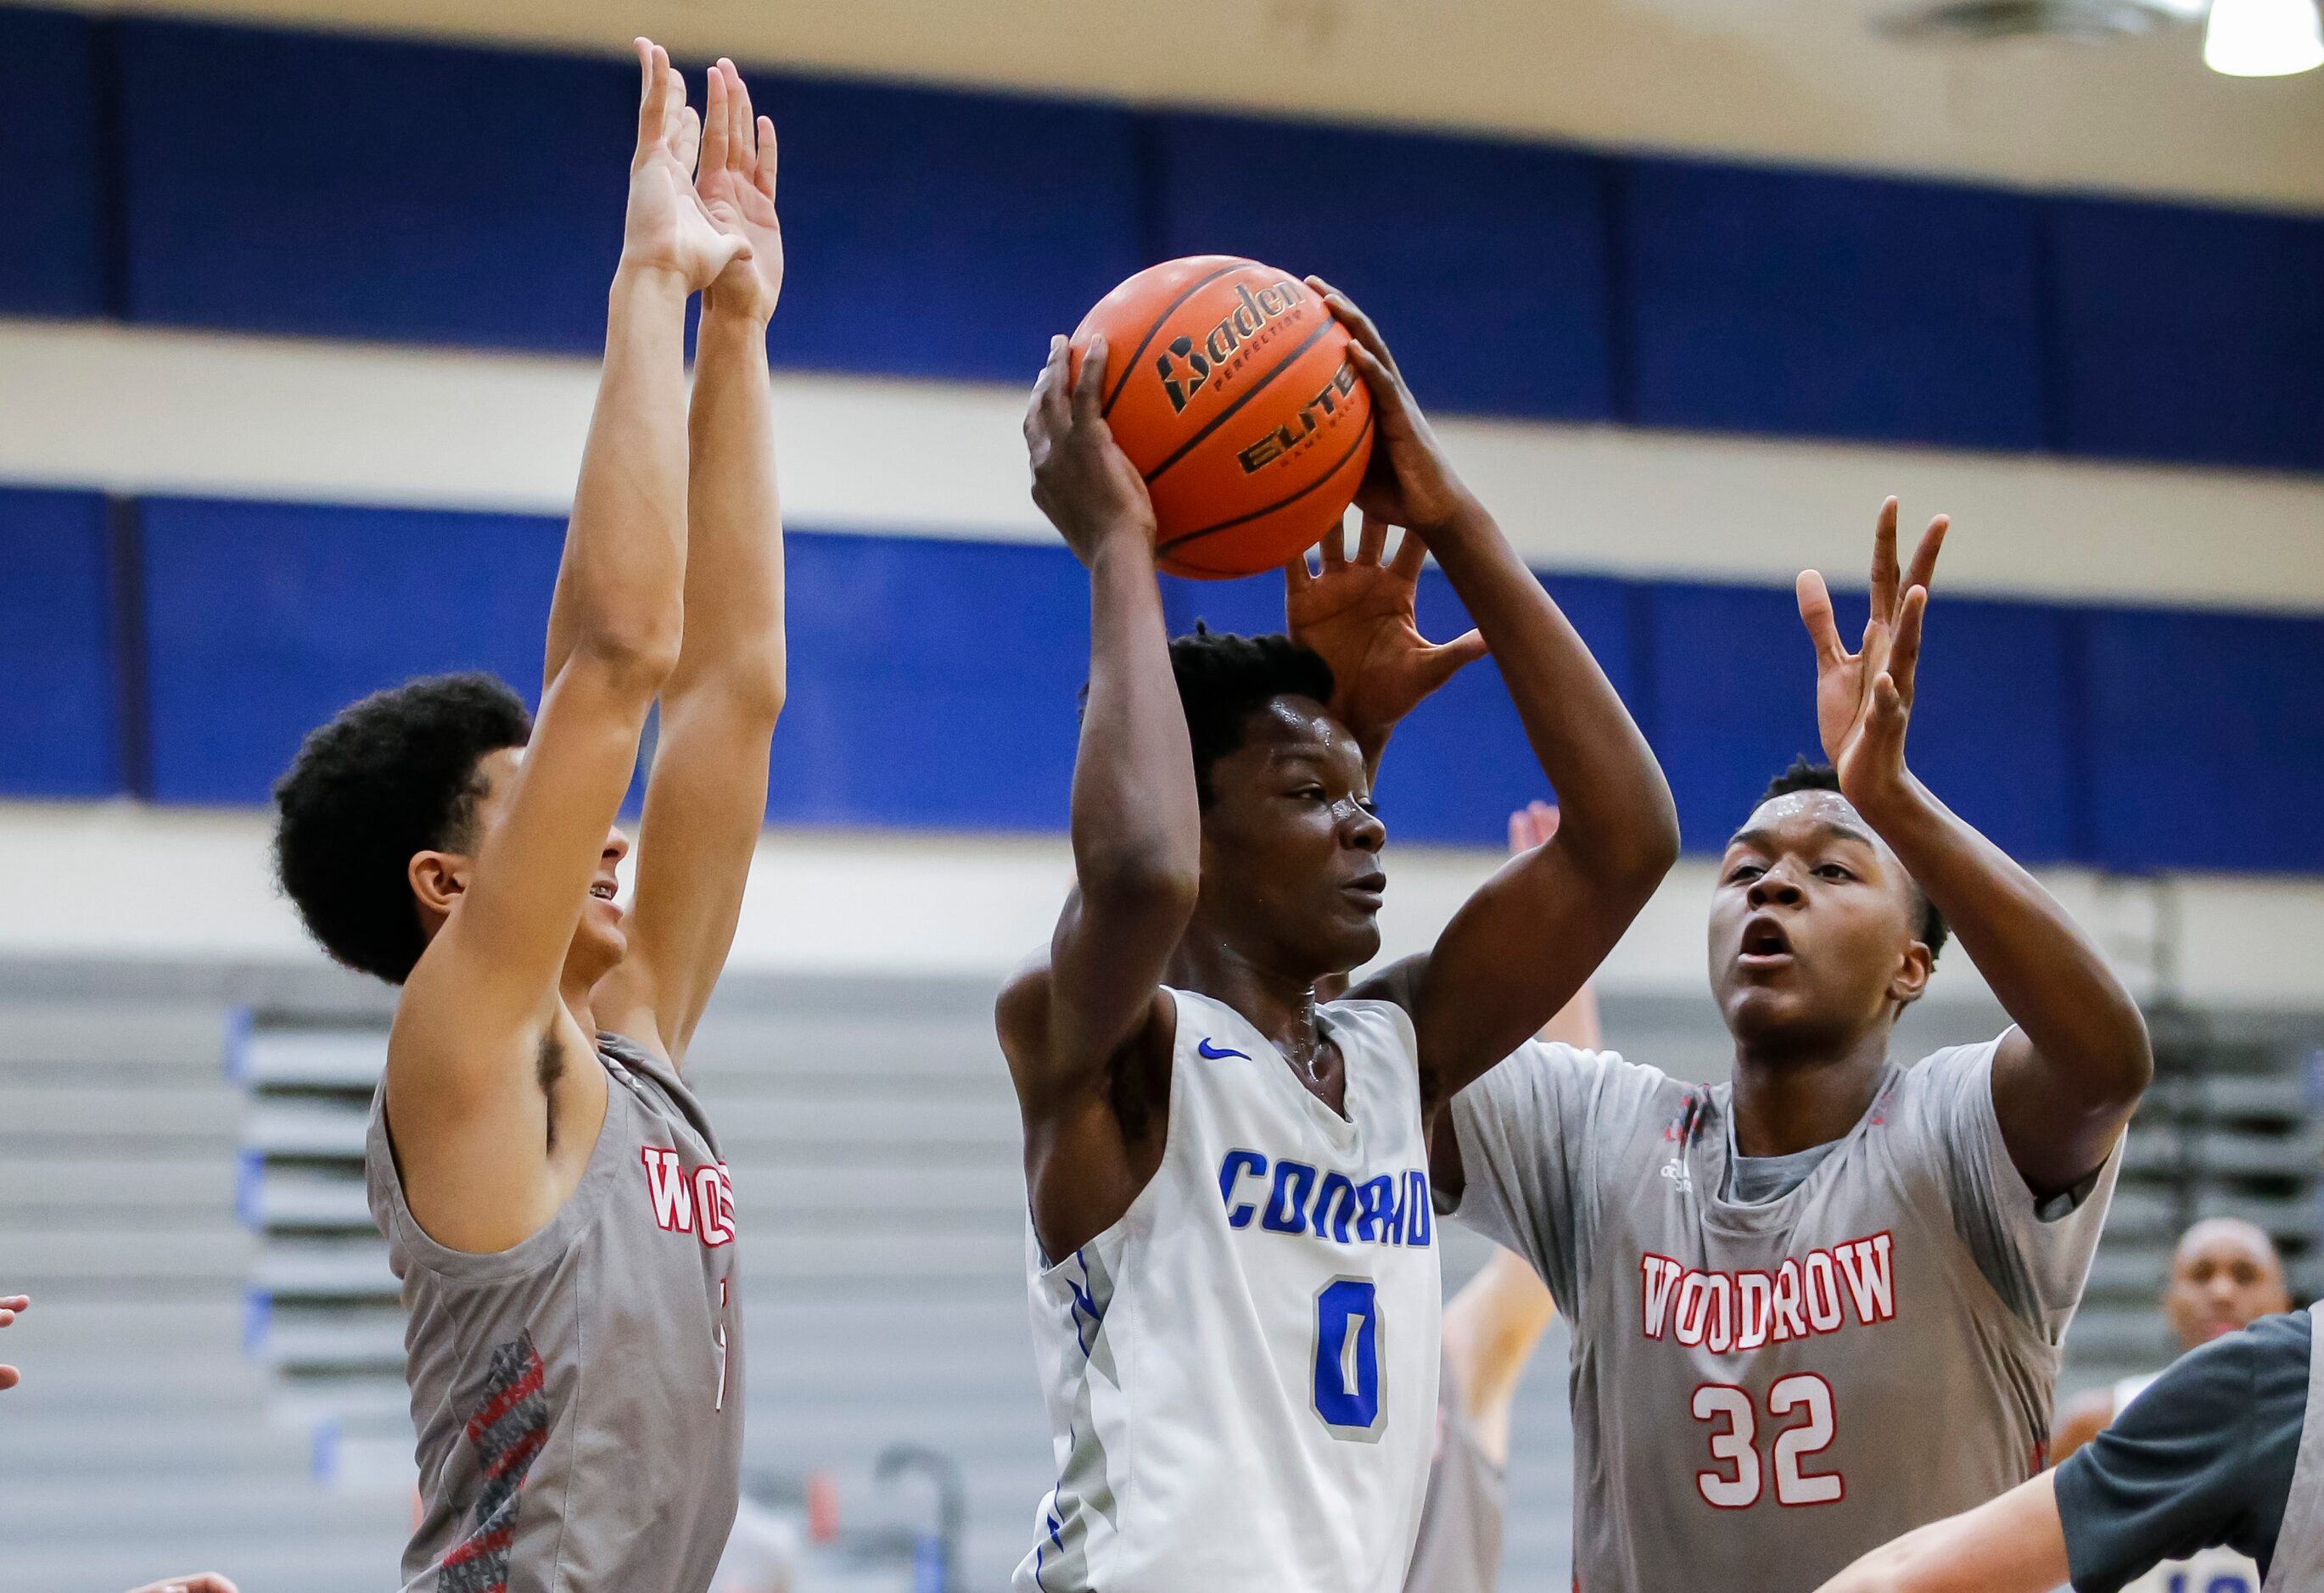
left=1196, top=1038, right=1252, bottom=1061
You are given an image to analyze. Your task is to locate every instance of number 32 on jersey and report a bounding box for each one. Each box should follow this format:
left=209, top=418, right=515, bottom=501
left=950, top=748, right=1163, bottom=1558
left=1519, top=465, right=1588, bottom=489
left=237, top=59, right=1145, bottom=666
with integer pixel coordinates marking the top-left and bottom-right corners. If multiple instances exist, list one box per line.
left=1693, top=1375, right=1843, bottom=1507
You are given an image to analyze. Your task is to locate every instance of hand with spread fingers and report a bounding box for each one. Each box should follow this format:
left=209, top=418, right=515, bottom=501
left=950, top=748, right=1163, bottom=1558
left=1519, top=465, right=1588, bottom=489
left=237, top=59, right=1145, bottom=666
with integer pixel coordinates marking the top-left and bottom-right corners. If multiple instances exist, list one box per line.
left=1307, top=276, right=1479, bottom=538
left=1285, top=513, right=1487, bottom=768
left=694, top=57, right=783, bottom=322
left=621, top=38, right=750, bottom=293
left=1795, top=495, right=1947, bottom=815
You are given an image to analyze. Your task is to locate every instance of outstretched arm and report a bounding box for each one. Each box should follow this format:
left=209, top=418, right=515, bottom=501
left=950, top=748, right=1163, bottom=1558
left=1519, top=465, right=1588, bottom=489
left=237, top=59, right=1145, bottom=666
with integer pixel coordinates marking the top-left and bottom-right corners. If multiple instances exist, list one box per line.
left=1325, top=282, right=1677, bottom=1108
left=591, top=59, right=787, bottom=1067
left=1814, top=1471, right=2067, bottom=1593
left=1441, top=1248, right=1556, bottom=1467
left=1798, top=500, right=2151, bottom=1199
left=996, top=337, right=1197, bottom=1258
left=390, top=42, right=745, bottom=1251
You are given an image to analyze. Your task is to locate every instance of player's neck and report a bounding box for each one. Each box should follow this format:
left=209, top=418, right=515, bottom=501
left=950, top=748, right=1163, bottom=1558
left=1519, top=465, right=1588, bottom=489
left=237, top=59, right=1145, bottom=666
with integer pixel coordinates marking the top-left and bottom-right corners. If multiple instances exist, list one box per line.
left=559, top=970, right=598, bottom=1044
left=1726, top=1026, right=1890, bottom=1158
left=1169, top=935, right=1324, bottom=1057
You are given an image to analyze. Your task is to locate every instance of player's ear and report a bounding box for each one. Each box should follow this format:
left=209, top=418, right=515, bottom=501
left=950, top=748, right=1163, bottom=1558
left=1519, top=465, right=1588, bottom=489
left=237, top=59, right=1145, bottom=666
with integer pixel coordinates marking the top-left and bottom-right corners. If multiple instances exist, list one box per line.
left=408, top=849, right=469, bottom=922
left=1889, top=939, right=1933, bottom=1008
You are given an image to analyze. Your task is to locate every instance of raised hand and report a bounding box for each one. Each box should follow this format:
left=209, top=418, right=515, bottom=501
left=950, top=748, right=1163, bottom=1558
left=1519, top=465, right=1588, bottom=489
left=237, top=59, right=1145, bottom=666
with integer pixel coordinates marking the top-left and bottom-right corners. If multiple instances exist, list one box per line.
left=694, top=59, right=783, bottom=321
left=620, top=39, right=749, bottom=293
left=0, top=1292, right=23, bottom=1391
left=1308, top=277, right=1478, bottom=536
left=1285, top=514, right=1486, bottom=759
left=1795, top=496, right=1947, bottom=812
left=1027, top=336, right=1157, bottom=566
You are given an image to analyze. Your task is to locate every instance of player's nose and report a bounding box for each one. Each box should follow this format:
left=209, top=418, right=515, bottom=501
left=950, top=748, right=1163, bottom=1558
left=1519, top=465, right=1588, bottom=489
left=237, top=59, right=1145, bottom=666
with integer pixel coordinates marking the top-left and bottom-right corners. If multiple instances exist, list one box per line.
left=603, top=828, right=630, bottom=865
left=1747, top=866, right=1805, bottom=908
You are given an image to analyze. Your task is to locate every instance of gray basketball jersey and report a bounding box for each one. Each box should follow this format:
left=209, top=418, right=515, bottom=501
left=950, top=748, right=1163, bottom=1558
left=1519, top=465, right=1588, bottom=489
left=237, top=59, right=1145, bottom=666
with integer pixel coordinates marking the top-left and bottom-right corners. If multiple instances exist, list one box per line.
left=1451, top=1038, right=2120, bottom=1593
left=1402, top=1346, right=1506, bottom=1593
left=366, top=1032, right=745, bottom=1593
left=2262, top=1305, right=2324, bottom=1593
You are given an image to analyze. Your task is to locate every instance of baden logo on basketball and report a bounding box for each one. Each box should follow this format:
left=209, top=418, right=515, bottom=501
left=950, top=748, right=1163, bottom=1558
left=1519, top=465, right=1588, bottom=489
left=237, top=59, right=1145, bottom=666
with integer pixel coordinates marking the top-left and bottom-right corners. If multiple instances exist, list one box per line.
left=1154, top=279, right=1308, bottom=414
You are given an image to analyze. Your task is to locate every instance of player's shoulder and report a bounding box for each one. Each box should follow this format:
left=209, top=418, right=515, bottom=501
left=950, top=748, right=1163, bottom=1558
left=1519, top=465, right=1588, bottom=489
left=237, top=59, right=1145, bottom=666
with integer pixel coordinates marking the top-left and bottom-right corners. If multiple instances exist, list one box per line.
left=1476, top=1037, right=1683, bottom=1121
left=1890, top=1034, right=2008, bottom=1110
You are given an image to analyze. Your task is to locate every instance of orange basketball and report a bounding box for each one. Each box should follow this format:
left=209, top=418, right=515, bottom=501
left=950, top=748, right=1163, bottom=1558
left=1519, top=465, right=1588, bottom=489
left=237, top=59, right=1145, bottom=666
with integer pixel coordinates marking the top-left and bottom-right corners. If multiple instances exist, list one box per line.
left=1072, top=256, right=1375, bottom=580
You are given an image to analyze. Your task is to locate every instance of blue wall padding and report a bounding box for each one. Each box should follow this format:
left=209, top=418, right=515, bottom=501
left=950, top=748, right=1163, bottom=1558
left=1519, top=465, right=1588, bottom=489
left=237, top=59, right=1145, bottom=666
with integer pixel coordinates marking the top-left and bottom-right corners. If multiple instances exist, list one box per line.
left=0, top=489, right=118, bottom=796
left=2083, top=606, right=2324, bottom=872
left=764, top=79, right=1142, bottom=382
left=138, top=497, right=564, bottom=803
left=10, top=485, right=2321, bottom=871
left=1618, top=159, right=2047, bottom=450
left=1151, top=114, right=1613, bottom=421
left=0, top=8, right=108, bottom=316
left=117, top=20, right=634, bottom=350
left=2045, top=196, right=2324, bottom=472
left=769, top=534, right=1090, bottom=830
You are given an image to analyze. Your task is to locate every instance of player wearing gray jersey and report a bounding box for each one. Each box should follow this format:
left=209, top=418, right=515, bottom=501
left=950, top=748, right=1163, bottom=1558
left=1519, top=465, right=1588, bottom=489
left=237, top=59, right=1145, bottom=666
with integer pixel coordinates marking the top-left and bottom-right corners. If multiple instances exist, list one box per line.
left=1437, top=501, right=2153, bottom=1593
left=272, top=44, right=788, bottom=1593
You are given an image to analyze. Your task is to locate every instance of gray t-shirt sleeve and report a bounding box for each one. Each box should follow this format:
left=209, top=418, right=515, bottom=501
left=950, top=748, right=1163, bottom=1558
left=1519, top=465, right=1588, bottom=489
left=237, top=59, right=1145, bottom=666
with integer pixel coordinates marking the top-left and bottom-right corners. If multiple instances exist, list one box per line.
left=2056, top=1309, right=2309, bottom=1591
left=1448, top=1042, right=1655, bottom=1316
left=1906, top=1037, right=2124, bottom=1342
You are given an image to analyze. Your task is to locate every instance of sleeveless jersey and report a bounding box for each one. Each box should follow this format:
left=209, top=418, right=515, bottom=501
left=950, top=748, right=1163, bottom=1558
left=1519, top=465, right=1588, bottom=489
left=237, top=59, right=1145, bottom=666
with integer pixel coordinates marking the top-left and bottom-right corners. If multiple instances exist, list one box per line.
left=1451, top=1038, right=2120, bottom=1593
left=2262, top=1305, right=2324, bottom=1593
left=2114, top=1372, right=2264, bottom=1593
left=1402, top=1345, right=1507, bottom=1593
left=366, top=1032, right=744, bottom=1593
left=1018, top=988, right=1442, bottom=1593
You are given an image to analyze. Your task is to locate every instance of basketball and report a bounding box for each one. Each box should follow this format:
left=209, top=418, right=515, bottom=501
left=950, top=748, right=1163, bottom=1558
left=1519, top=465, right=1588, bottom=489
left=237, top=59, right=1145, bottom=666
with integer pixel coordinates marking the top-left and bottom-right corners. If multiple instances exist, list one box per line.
left=1072, top=255, right=1375, bottom=579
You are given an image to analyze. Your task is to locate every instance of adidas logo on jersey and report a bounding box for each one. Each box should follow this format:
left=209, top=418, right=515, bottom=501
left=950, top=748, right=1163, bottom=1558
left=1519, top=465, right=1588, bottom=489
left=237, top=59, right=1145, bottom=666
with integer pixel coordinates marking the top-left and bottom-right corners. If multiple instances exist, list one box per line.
left=1216, top=1149, right=1433, bottom=1249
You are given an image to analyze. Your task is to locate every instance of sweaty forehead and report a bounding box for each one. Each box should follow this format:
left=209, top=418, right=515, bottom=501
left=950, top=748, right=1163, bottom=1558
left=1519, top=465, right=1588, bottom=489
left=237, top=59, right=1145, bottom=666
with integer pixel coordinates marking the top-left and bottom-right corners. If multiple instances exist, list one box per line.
left=1730, top=789, right=1878, bottom=852
left=1241, top=694, right=1358, bottom=764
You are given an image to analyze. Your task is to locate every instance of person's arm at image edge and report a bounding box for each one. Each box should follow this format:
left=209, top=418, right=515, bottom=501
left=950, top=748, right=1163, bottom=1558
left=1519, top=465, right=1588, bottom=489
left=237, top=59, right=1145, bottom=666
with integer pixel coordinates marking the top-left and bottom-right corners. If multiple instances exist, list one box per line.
left=1814, top=1472, right=2069, bottom=1593
left=1440, top=1248, right=1556, bottom=1467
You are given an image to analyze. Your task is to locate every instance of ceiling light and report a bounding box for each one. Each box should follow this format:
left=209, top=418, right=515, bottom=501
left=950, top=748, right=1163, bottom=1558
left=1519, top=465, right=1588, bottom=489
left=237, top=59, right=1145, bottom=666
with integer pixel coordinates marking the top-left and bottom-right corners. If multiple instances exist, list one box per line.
left=2204, top=0, right=2324, bottom=74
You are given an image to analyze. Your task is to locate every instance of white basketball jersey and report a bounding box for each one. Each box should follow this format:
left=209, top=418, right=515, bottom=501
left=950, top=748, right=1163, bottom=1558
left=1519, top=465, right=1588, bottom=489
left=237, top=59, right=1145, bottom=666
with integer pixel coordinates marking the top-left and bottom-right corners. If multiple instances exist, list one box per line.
left=1016, top=987, right=1442, bottom=1593
left=2113, top=1373, right=2263, bottom=1593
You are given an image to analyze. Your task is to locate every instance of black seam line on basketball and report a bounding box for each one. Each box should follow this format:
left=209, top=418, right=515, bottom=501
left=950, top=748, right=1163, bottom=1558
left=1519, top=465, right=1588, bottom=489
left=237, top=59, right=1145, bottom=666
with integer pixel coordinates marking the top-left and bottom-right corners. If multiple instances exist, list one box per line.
left=1140, top=317, right=1338, bottom=487
left=1156, top=410, right=1377, bottom=556
left=1099, top=260, right=1248, bottom=419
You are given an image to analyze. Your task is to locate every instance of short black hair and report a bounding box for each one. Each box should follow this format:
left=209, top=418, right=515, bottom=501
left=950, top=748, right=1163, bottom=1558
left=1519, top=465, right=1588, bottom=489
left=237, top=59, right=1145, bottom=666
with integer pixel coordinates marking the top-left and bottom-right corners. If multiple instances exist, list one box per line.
left=1169, top=624, right=1336, bottom=805
left=273, top=672, right=532, bottom=985
left=1761, top=757, right=1948, bottom=963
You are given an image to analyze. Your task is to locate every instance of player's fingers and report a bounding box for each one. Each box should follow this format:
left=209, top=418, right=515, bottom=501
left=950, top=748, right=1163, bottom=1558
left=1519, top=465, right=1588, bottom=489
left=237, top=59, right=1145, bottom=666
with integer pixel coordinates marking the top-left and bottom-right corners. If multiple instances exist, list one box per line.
left=1529, top=800, right=1563, bottom=841
left=1308, top=277, right=1397, bottom=377
left=670, top=72, right=699, bottom=171
left=0, top=1294, right=28, bottom=1313
left=1387, top=521, right=1428, bottom=580
left=0, top=1363, right=17, bottom=1390
left=635, top=40, right=665, bottom=147
left=755, top=116, right=779, bottom=199
left=698, top=64, right=731, bottom=179
left=1508, top=808, right=1532, bottom=853
left=1026, top=337, right=1067, bottom=440
left=1072, top=337, right=1110, bottom=422
left=1868, top=495, right=1900, bottom=619
left=1283, top=551, right=1315, bottom=601
left=1341, top=340, right=1412, bottom=436
left=1905, top=512, right=1948, bottom=595
left=1868, top=671, right=1909, bottom=750
left=1795, top=572, right=1846, bottom=668
left=1319, top=517, right=1348, bottom=571
left=1356, top=513, right=1388, bottom=567
left=1423, top=629, right=1488, bottom=688
left=1890, top=585, right=1928, bottom=709
left=725, top=61, right=753, bottom=172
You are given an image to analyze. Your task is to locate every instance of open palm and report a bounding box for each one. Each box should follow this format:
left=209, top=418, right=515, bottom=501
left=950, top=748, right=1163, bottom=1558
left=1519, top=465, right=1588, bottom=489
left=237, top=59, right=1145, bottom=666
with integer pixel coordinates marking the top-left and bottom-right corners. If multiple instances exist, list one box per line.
left=1286, top=515, right=1486, bottom=755
left=695, top=59, right=783, bottom=321
left=623, top=40, right=748, bottom=293
left=1796, top=496, right=1946, bottom=808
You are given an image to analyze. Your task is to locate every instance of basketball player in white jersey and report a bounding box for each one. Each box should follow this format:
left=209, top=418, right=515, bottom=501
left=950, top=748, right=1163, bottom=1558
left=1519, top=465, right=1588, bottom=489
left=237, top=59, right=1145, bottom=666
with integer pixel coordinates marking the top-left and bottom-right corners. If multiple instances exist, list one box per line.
left=272, top=46, right=785, bottom=1591
left=1002, top=288, right=1678, bottom=1591
left=2047, top=1217, right=2292, bottom=1593
left=1440, top=500, right=2154, bottom=1591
